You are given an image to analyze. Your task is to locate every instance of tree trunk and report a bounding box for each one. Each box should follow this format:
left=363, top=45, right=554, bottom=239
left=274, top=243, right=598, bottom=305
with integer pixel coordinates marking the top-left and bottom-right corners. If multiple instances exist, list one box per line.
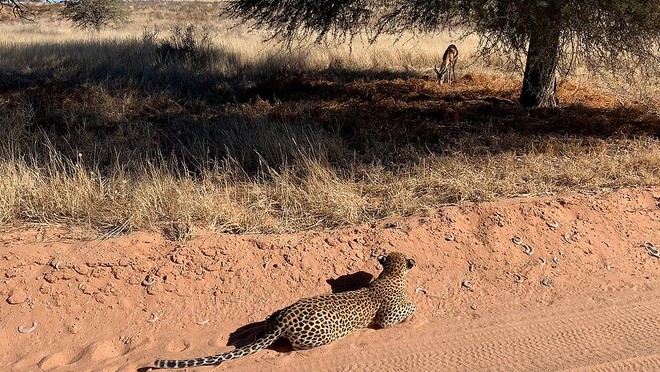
left=519, top=26, right=561, bottom=108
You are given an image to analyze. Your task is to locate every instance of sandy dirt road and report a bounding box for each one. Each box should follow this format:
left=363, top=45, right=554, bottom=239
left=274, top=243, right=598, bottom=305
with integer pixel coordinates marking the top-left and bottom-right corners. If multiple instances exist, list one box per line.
left=274, top=285, right=660, bottom=372
left=2, top=187, right=659, bottom=371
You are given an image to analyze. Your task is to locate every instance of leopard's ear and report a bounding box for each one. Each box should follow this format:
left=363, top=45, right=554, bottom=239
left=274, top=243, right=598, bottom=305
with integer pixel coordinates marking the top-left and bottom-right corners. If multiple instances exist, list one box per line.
left=406, top=259, right=415, bottom=269
left=378, top=254, right=388, bottom=266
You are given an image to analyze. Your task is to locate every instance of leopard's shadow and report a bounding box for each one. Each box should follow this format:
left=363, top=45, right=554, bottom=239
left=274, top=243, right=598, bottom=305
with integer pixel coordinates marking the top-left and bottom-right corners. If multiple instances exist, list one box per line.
left=226, top=271, right=374, bottom=350
left=326, top=271, right=374, bottom=294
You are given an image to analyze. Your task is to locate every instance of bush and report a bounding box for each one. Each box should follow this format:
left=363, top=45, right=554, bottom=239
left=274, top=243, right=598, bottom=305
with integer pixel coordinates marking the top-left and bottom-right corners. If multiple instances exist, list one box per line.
left=154, top=25, right=215, bottom=68
left=61, top=0, right=127, bottom=31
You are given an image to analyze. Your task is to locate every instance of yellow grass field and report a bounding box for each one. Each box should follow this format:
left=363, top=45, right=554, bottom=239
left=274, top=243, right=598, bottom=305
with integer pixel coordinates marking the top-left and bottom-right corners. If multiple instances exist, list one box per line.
left=0, top=2, right=658, bottom=236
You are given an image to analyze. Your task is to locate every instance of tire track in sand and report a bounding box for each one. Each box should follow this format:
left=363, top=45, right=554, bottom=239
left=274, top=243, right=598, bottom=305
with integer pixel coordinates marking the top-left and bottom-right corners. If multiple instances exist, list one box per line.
left=275, top=289, right=660, bottom=372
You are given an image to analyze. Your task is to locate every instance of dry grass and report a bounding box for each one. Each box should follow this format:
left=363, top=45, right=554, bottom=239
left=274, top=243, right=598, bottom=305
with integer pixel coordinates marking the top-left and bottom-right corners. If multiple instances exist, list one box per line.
left=0, top=2, right=659, bottom=236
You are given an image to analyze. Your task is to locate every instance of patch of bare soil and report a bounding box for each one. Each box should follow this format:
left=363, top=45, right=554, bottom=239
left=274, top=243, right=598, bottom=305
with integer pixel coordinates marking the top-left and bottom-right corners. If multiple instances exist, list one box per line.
left=2, top=187, right=660, bottom=371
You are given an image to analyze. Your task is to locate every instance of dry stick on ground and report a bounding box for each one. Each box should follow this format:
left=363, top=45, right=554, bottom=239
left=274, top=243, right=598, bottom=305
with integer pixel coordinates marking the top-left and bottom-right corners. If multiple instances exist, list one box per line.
left=433, top=95, right=516, bottom=105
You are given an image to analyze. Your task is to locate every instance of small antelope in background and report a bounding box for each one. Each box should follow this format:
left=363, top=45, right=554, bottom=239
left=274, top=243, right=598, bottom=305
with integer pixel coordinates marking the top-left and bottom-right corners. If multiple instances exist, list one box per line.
left=433, top=44, right=458, bottom=85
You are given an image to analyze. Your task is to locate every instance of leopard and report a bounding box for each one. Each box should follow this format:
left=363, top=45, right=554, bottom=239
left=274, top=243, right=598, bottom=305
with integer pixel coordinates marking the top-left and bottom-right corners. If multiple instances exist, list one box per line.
left=153, top=251, right=416, bottom=369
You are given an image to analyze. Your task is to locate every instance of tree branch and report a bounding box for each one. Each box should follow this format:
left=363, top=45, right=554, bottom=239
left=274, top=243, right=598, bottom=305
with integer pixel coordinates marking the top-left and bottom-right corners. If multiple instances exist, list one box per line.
left=0, top=0, right=34, bottom=21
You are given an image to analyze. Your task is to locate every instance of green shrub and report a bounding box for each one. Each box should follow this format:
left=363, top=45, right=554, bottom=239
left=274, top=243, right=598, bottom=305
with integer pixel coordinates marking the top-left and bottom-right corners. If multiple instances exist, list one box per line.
left=61, top=0, right=127, bottom=31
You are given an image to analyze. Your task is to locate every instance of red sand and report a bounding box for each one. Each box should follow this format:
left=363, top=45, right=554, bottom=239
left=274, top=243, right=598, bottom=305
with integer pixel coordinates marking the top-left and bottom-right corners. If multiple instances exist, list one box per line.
left=2, top=187, right=660, bottom=371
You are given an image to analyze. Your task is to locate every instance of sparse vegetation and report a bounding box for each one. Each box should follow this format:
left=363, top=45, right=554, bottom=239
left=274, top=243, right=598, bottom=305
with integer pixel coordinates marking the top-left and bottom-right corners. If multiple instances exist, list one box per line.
left=0, top=2, right=658, bottom=236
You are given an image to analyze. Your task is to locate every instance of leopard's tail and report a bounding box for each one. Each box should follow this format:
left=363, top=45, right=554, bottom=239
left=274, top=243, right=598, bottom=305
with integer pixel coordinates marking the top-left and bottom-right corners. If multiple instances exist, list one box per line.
left=153, top=328, right=283, bottom=369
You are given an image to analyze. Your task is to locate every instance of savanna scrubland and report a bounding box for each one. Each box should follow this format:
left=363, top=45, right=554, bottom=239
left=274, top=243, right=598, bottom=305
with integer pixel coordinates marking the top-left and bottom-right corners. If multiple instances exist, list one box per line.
left=2, top=3, right=660, bottom=372
left=0, top=1, right=658, bottom=237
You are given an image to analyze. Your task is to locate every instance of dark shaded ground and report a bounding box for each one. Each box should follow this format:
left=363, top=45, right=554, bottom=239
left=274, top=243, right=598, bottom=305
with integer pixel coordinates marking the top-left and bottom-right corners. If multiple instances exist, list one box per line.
left=1, top=31, right=658, bottom=177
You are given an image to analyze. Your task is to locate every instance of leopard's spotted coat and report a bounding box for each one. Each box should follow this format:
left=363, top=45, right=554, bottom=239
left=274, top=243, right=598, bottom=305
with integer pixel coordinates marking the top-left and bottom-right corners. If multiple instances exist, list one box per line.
left=154, top=251, right=415, bottom=369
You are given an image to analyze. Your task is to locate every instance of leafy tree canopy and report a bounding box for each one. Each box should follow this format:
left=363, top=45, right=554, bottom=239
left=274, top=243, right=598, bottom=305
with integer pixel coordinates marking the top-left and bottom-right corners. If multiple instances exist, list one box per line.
left=224, top=0, right=660, bottom=107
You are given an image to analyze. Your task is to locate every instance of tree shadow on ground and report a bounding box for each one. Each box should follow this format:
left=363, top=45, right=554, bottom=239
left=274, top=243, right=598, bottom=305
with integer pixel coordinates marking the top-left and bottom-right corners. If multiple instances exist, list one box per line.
left=0, top=39, right=420, bottom=105
left=1, top=38, right=658, bottom=176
